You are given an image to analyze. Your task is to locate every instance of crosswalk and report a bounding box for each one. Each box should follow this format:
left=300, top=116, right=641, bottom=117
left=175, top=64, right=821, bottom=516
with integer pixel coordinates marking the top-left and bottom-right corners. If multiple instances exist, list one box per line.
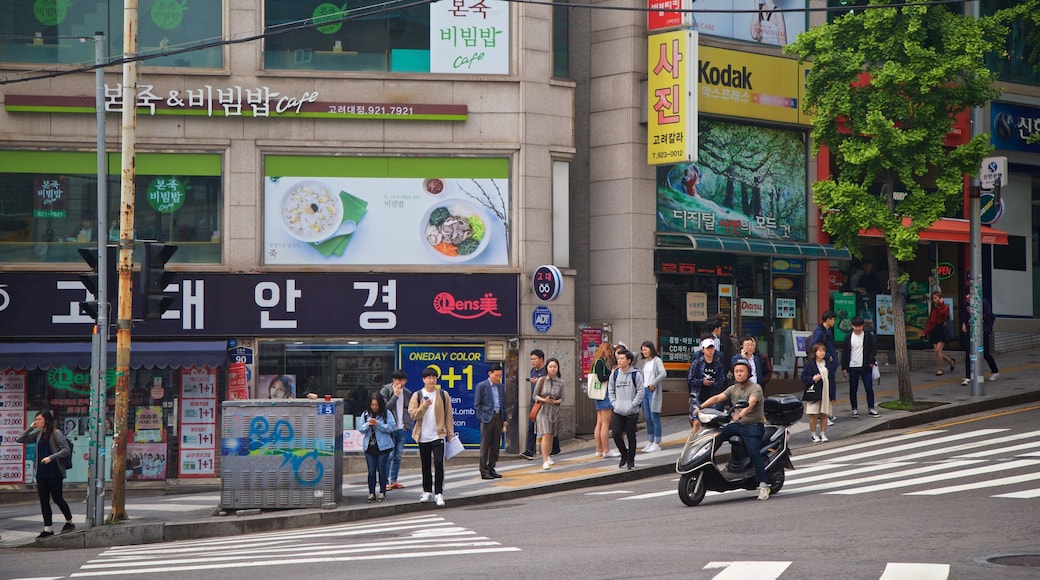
left=704, top=561, right=950, bottom=579
left=590, top=427, right=1040, bottom=501
left=70, top=514, right=519, bottom=577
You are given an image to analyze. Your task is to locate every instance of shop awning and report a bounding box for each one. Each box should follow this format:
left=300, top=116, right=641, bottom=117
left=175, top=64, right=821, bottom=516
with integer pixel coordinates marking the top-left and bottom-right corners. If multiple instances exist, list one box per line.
left=860, top=218, right=1009, bottom=245
left=656, top=232, right=852, bottom=260
left=0, top=341, right=229, bottom=370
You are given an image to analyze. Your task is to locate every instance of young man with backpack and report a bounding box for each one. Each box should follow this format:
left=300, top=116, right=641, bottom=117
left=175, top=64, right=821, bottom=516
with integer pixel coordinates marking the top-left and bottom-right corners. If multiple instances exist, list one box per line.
left=607, top=349, right=645, bottom=470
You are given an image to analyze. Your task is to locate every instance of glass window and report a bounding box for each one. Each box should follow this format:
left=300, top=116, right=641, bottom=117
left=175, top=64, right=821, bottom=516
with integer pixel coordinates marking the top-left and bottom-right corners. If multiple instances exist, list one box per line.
left=0, top=0, right=223, bottom=68
left=257, top=340, right=396, bottom=408
left=982, top=0, right=1040, bottom=86
left=0, top=152, right=223, bottom=264
left=264, top=0, right=430, bottom=72
left=552, top=0, right=569, bottom=79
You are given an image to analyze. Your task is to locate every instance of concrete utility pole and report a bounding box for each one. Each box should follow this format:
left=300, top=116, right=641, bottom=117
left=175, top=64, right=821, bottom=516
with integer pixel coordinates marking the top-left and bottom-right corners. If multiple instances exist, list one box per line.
left=110, top=0, right=138, bottom=523
left=967, top=0, right=984, bottom=397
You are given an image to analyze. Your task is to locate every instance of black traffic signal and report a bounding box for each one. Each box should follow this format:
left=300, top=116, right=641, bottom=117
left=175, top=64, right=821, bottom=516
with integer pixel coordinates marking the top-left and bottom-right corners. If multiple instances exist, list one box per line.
left=139, top=242, right=178, bottom=320
left=78, top=245, right=117, bottom=320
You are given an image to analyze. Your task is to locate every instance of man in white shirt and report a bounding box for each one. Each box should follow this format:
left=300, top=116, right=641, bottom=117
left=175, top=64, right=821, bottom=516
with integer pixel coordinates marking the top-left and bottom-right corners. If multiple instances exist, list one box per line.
left=841, top=316, right=879, bottom=418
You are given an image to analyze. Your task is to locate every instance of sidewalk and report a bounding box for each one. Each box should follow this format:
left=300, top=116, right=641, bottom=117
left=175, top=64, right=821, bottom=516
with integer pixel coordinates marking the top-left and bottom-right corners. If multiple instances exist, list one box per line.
left=3, top=348, right=1039, bottom=550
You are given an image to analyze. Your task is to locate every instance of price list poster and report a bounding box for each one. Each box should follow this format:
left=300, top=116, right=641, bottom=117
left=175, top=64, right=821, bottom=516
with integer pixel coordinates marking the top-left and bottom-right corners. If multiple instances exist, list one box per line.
left=0, top=370, right=27, bottom=484
left=179, top=366, right=218, bottom=478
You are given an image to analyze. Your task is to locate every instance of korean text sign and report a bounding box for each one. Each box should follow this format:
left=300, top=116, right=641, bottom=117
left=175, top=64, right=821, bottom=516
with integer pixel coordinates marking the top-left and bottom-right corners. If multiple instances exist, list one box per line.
left=430, top=0, right=509, bottom=74
left=397, top=343, right=489, bottom=447
left=648, top=30, right=697, bottom=166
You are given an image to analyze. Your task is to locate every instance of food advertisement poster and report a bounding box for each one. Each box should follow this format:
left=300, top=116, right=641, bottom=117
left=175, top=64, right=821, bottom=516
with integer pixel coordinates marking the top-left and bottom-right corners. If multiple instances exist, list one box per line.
left=397, top=343, right=488, bottom=448
left=875, top=294, right=894, bottom=336
left=904, top=296, right=931, bottom=344
left=179, top=366, right=217, bottom=478
left=133, top=406, right=165, bottom=443
left=656, top=119, right=808, bottom=241
left=831, top=292, right=857, bottom=343
left=263, top=156, right=510, bottom=266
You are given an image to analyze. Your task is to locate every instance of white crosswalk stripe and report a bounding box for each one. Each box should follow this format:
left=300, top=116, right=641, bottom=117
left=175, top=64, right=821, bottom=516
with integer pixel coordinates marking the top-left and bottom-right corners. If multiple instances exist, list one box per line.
left=703, top=561, right=950, bottom=579
left=610, top=426, right=1040, bottom=502
left=70, top=514, right=519, bottom=577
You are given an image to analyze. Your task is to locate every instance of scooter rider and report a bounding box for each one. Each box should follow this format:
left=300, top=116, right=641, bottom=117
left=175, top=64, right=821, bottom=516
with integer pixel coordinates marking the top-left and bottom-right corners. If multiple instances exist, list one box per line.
left=693, top=358, right=771, bottom=501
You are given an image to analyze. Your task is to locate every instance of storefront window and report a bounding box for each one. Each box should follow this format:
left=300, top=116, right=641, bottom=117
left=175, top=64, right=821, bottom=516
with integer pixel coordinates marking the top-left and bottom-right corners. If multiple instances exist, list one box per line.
left=0, top=0, right=223, bottom=68
left=0, top=151, right=223, bottom=264
left=258, top=340, right=396, bottom=411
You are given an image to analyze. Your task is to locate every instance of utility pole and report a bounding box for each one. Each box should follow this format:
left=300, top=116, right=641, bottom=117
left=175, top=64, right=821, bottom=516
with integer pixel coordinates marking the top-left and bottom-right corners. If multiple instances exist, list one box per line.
left=110, top=0, right=138, bottom=523
left=86, top=31, right=109, bottom=530
left=967, top=0, right=984, bottom=397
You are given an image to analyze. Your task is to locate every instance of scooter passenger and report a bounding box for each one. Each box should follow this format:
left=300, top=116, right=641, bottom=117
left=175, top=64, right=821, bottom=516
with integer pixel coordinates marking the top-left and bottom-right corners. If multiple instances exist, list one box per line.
left=693, top=358, right=771, bottom=501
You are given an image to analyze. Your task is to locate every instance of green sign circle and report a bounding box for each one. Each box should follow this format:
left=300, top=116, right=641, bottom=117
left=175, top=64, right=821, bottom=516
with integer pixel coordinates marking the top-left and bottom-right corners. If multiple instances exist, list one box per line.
left=313, top=2, right=347, bottom=35
left=33, top=0, right=70, bottom=27
left=151, top=0, right=187, bottom=31
left=147, top=177, right=187, bottom=213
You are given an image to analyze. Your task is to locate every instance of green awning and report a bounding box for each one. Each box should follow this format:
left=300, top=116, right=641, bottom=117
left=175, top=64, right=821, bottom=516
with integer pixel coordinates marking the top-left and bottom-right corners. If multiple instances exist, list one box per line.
left=656, top=232, right=851, bottom=260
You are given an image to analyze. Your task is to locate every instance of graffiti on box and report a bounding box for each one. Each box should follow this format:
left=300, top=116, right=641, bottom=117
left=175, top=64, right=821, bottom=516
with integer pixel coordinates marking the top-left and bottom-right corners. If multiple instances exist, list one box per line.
left=221, top=416, right=336, bottom=486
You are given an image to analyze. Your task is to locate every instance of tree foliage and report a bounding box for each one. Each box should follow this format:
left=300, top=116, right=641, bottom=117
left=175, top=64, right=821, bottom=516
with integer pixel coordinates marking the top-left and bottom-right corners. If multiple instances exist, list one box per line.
left=783, top=0, right=1029, bottom=403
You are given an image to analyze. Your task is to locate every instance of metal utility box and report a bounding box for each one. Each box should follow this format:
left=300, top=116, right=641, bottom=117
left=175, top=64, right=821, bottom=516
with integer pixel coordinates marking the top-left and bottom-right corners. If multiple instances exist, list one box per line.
left=220, top=399, right=344, bottom=510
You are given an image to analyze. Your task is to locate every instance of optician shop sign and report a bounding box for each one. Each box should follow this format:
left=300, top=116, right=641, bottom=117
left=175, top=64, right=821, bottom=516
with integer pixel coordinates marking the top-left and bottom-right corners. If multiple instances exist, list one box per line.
left=5, top=84, right=468, bottom=121
left=0, top=272, right=519, bottom=338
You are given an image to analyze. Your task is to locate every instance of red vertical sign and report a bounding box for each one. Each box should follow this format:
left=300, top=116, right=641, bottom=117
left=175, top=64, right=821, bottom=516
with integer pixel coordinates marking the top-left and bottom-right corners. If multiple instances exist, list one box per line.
left=648, top=0, right=690, bottom=32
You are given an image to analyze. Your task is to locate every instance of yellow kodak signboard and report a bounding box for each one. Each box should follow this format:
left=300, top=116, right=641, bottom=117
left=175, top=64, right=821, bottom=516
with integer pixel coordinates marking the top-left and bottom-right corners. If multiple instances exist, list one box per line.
left=697, top=45, right=811, bottom=126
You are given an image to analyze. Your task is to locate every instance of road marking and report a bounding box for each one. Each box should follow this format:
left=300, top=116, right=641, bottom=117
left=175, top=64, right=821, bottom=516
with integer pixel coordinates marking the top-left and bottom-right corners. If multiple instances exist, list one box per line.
left=585, top=490, right=632, bottom=495
left=832, top=429, right=1007, bottom=463
left=786, top=462, right=914, bottom=485
left=953, top=441, right=1040, bottom=458
left=992, top=487, right=1040, bottom=499
left=786, top=460, right=985, bottom=494
left=619, top=490, right=674, bottom=500
left=794, top=431, right=941, bottom=461
left=905, top=470, right=1040, bottom=495
left=825, top=459, right=1040, bottom=494
left=898, top=429, right=1040, bottom=461
left=878, top=562, right=949, bottom=579
left=704, top=561, right=791, bottom=579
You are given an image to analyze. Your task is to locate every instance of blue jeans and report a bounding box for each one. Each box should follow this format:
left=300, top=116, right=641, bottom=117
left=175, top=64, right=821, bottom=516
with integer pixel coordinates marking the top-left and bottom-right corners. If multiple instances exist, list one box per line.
left=365, top=451, right=390, bottom=495
left=847, top=367, right=875, bottom=411
left=719, top=421, right=767, bottom=484
left=387, top=428, right=407, bottom=483
left=642, top=389, right=661, bottom=443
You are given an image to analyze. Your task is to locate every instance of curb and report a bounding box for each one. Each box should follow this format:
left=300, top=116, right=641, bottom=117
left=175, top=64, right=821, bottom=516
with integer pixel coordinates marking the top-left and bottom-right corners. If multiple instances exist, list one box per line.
left=858, top=389, right=1040, bottom=434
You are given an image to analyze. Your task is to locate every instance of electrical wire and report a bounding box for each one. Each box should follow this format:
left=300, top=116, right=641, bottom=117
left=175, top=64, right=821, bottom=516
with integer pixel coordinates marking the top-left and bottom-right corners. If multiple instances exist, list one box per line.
left=0, top=0, right=985, bottom=86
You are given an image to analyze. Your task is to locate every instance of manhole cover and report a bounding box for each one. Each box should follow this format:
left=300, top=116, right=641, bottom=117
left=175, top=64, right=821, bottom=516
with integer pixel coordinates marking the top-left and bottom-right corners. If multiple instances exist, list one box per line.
left=987, top=555, right=1040, bottom=567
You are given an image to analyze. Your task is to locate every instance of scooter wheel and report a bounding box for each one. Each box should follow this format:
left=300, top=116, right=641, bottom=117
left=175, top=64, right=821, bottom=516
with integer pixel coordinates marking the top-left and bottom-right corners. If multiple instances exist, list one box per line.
left=678, top=472, right=706, bottom=506
left=768, top=468, right=785, bottom=495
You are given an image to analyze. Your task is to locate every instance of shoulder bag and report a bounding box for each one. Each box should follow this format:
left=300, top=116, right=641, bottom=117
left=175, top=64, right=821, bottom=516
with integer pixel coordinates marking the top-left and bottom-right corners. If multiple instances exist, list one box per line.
left=802, top=379, right=823, bottom=402
left=528, top=378, right=545, bottom=422
left=587, top=362, right=607, bottom=400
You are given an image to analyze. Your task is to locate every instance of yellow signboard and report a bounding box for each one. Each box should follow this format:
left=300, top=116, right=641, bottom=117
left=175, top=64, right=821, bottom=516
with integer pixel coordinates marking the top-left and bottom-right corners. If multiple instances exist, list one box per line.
left=648, top=30, right=697, bottom=166
left=698, top=45, right=811, bottom=125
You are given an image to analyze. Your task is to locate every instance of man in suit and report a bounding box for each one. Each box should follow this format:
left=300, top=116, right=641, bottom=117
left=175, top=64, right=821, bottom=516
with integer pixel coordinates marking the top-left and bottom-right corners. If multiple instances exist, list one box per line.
left=474, top=363, right=508, bottom=479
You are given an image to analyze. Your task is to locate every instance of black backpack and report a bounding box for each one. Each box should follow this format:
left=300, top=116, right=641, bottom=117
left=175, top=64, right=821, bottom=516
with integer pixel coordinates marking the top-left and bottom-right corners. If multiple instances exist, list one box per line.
left=51, top=433, right=73, bottom=469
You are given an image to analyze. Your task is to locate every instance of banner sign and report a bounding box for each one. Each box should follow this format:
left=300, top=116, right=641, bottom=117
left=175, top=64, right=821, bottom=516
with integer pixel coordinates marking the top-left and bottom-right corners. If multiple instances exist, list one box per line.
left=0, top=272, right=519, bottom=338
left=0, top=370, right=27, bottom=484
left=648, top=30, right=698, bottom=165
left=397, top=343, right=489, bottom=448
left=991, top=101, right=1040, bottom=154
left=430, top=0, right=510, bottom=74
left=698, top=46, right=810, bottom=126
left=689, top=0, right=807, bottom=47
left=179, top=366, right=217, bottom=478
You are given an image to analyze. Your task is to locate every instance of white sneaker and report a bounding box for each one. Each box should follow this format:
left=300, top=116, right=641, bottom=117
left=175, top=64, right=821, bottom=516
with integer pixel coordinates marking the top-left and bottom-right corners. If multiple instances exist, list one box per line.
left=645, top=443, right=662, bottom=453
left=810, top=433, right=820, bottom=443
left=989, top=372, right=1000, bottom=381
left=642, top=442, right=652, bottom=451
left=594, top=452, right=604, bottom=458
left=419, top=492, right=433, bottom=503
left=961, top=378, right=971, bottom=386
left=434, top=493, right=445, bottom=507
left=820, top=433, right=829, bottom=442
left=547, top=457, right=555, bottom=465
left=827, top=417, right=835, bottom=426
left=542, top=461, right=551, bottom=470
left=757, top=483, right=770, bottom=501
left=607, top=449, right=621, bottom=458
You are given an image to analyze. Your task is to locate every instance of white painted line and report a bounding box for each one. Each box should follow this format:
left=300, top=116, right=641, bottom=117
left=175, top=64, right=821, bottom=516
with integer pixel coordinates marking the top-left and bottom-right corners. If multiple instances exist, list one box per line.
left=894, top=430, right=1040, bottom=462
left=619, top=490, right=674, bottom=500
left=786, top=462, right=915, bottom=486
left=831, top=429, right=1007, bottom=463
left=905, top=470, right=1040, bottom=495
left=794, top=430, right=942, bottom=461
left=706, top=561, right=791, bottom=579
left=825, top=459, right=1040, bottom=495
left=878, top=562, right=949, bottom=580
left=585, top=490, right=633, bottom=495
left=784, top=460, right=985, bottom=495
left=954, top=441, right=1040, bottom=458
left=992, top=487, right=1040, bottom=499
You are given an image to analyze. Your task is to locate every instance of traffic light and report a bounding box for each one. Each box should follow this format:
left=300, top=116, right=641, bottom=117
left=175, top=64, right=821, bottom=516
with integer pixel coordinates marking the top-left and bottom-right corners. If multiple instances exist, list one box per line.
left=139, top=242, right=178, bottom=320
left=78, top=245, right=117, bottom=320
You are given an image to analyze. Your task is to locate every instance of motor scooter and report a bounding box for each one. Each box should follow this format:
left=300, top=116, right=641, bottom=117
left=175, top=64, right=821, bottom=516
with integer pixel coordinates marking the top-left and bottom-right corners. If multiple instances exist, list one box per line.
left=675, top=395, right=803, bottom=506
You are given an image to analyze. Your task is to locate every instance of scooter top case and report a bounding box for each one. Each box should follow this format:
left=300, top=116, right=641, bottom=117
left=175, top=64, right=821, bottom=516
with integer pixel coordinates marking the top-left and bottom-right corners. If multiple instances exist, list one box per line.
left=764, top=395, right=804, bottom=425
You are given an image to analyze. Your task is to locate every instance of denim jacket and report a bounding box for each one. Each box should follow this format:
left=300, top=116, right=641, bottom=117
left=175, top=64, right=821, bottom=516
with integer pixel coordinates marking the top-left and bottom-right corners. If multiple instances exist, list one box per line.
left=359, top=411, right=397, bottom=452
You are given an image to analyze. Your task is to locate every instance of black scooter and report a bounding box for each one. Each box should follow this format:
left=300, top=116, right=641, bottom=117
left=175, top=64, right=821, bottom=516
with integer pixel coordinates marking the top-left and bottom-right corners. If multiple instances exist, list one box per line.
left=675, top=396, right=803, bottom=506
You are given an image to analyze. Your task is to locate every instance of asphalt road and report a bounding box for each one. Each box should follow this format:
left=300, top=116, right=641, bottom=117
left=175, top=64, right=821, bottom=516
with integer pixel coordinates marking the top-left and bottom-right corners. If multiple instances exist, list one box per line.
left=5, top=404, right=1039, bottom=579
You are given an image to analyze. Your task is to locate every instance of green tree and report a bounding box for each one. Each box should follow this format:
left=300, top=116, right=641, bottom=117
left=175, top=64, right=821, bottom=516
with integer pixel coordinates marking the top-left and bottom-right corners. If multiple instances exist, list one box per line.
left=784, top=0, right=1027, bottom=405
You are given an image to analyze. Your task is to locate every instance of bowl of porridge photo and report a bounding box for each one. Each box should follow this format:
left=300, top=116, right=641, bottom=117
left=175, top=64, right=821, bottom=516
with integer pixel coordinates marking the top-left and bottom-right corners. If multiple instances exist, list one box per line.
left=280, top=181, right=344, bottom=243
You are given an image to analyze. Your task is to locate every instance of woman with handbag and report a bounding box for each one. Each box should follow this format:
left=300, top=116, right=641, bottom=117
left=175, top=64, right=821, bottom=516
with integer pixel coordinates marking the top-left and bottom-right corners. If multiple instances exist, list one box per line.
left=801, top=342, right=831, bottom=443
left=924, top=290, right=956, bottom=375
left=590, top=342, right=616, bottom=459
left=16, top=410, right=74, bottom=538
left=534, top=358, right=565, bottom=470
